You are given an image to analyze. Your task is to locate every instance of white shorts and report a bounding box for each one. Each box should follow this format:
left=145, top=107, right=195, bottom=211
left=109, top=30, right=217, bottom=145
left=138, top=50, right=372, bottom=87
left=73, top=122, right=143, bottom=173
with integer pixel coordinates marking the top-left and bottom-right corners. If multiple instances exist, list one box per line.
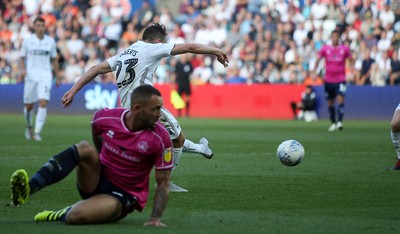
left=159, top=106, right=181, bottom=140
left=23, top=79, right=52, bottom=104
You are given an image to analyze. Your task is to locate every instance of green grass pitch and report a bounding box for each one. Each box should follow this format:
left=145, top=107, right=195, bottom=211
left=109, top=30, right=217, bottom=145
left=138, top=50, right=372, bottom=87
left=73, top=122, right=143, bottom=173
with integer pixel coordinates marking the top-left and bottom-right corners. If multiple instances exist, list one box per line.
left=0, top=114, right=399, bottom=234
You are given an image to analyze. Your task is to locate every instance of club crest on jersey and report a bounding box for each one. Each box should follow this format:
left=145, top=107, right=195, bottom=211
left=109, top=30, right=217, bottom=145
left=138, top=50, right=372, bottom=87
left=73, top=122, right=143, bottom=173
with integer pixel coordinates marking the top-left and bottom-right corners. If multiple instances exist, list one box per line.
left=137, top=141, right=149, bottom=152
left=163, top=147, right=172, bottom=163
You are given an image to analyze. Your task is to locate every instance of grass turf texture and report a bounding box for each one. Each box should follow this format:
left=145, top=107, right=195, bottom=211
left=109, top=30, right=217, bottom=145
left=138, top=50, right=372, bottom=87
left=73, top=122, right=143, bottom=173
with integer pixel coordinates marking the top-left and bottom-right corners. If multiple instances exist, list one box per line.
left=0, top=114, right=399, bottom=234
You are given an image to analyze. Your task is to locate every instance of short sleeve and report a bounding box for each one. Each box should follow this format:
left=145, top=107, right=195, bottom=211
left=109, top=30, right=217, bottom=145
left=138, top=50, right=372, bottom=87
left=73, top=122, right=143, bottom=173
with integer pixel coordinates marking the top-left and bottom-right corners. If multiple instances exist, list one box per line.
left=154, top=127, right=174, bottom=170
left=148, top=43, right=175, bottom=60
left=50, top=38, right=57, bottom=58
left=106, top=54, right=119, bottom=71
left=20, top=40, right=27, bottom=57
left=90, top=110, right=103, bottom=135
left=318, top=46, right=325, bottom=58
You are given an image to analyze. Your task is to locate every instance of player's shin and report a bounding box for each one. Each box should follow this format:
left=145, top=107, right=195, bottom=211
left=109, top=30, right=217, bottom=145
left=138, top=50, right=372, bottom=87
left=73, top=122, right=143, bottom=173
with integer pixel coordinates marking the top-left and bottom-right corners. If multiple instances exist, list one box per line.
left=29, top=146, right=80, bottom=194
left=172, top=147, right=182, bottom=175
left=24, top=107, right=33, bottom=128
left=34, top=107, right=47, bottom=134
left=391, top=131, right=400, bottom=158
left=328, top=106, right=336, bottom=123
left=338, top=104, right=345, bottom=122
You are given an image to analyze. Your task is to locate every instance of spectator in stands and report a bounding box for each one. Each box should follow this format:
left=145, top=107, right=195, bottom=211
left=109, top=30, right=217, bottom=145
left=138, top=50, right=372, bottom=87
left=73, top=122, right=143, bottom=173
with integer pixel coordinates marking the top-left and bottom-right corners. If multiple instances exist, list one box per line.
left=310, top=0, right=328, bottom=21
left=191, top=57, right=213, bottom=85
left=63, top=56, right=83, bottom=84
left=225, top=66, right=247, bottom=84
left=379, top=3, right=396, bottom=29
left=390, top=50, right=400, bottom=85
left=1, top=0, right=400, bottom=87
left=226, top=23, right=242, bottom=47
left=357, top=49, right=375, bottom=85
left=372, top=50, right=391, bottom=86
left=66, top=32, right=85, bottom=56
left=134, top=0, right=155, bottom=30
left=359, top=0, right=376, bottom=20
left=104, top=17, right=123, bottom=50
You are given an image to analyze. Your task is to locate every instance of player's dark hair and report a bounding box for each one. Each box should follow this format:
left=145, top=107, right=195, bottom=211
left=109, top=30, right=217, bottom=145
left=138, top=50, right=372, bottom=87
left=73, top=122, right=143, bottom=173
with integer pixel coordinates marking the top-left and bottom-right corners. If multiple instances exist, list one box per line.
left=142, top=23, right=167, bottom=42
left=130, top=85, right=162, bottom=105
left=33, top=17, right=45, bottom=24
left=331, top=30, right=340, bottom=36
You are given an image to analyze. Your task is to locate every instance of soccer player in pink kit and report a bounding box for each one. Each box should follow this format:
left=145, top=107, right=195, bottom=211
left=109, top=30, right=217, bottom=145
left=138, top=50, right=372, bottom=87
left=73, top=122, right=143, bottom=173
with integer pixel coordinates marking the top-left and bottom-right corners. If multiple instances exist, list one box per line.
left=314, top=30, right=353, bottom=131
left=10, top=85, right=173, bottom=227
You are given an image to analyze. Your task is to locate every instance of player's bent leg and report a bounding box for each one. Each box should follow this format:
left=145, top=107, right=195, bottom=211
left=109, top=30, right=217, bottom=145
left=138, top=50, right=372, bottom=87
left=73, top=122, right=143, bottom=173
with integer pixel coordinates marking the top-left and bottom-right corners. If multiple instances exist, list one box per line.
left=391, top=109, right=400, bottom=133
left=34, top=206, right=72, bottom=222
left=170, top=136, right=187, bottom=192
left=183, top=137, right=214, bottom=159
left=66, top=194, right=124, bottom=224
left=75, top=141, right=101, bottom=194
left=390, top=109, right=400, bottom=170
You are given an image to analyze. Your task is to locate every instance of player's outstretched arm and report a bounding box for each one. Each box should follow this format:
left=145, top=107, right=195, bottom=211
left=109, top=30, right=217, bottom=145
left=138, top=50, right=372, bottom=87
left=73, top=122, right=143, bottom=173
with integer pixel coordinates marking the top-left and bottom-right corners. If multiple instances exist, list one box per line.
left=144, top=169, right=171, bottom=227
left=61, top=61, right=112, bottom=108
left=171, top=43, right=229, bottom=67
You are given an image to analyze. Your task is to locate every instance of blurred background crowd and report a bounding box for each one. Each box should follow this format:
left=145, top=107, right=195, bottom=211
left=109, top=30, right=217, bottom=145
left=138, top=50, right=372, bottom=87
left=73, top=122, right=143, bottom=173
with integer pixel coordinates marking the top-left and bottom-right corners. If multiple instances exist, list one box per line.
left=0, top=0, right=400, bottom=86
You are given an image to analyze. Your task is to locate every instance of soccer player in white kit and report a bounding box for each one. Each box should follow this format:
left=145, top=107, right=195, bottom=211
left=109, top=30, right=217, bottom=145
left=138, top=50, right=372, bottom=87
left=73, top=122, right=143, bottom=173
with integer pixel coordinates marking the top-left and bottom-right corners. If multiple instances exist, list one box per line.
left=390, top=103, right=400, bottom=170
left=61, top=23, right=229, bottom=192
left=19, top=17, right=61, bottom=141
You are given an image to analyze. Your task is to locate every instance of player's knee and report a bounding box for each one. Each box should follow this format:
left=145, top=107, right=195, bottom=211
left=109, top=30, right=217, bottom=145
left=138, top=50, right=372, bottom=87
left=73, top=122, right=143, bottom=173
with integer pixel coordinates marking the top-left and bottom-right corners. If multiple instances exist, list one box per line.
left=76, top=141, right=97, bottom=162
left=391, top=119, right=400, bottom=132
left=173, top=133, right=185, bottom=148
left=65, top=207, right=89, bottom=224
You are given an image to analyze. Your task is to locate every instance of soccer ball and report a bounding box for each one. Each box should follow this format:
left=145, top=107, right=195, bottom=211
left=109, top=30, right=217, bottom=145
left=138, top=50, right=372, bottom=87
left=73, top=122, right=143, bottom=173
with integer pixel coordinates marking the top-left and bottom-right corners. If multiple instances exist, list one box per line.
left=276, top=140, right=305, bottom=167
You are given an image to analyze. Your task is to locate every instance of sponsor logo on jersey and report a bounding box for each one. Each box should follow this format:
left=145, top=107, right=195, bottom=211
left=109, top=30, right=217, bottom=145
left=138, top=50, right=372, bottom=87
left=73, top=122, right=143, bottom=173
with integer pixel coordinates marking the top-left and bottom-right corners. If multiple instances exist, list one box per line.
left=163, top=147, right=172, bottom=163
left=31, top=50, right=50, bottom=55
left=106, top=130, right=114, bottom=138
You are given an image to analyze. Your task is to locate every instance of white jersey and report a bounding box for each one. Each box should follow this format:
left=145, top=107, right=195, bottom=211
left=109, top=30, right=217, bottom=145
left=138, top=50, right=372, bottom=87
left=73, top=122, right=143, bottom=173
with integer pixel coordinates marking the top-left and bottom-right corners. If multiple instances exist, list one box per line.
left=20, top=34, right=57, bottom=81
left=106, top=41, right=174, bottom=108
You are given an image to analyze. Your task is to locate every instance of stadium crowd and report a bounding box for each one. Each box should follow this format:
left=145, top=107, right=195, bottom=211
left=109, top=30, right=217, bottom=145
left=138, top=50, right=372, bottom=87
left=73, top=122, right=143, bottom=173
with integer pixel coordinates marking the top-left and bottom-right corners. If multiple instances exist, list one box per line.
left=0, top=0, right=400, bottom=86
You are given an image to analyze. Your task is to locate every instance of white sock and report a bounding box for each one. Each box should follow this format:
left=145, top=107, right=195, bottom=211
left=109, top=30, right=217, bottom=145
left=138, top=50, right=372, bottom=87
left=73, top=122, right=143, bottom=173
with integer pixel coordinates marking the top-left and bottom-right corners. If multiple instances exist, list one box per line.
left=34, top=107, right=47, bottom=134
left=391, top=131, right=400, bottom=158
left=172, top=147, right=183, bottom=176
left=183, top=139, right=205, bottom=155
left=24, top=107, right=33, bottom=128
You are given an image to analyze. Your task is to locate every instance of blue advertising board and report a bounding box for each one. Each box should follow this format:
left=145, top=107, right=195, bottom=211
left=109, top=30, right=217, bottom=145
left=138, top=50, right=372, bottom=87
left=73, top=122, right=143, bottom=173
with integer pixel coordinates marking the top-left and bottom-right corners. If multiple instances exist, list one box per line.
left=0, top=84, right=399, bottom=121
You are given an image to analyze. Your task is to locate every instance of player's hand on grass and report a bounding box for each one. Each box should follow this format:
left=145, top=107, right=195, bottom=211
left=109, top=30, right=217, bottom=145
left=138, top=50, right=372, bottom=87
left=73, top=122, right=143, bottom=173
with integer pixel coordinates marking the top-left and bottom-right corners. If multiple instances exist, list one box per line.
left=144, top=218, right=167, bottom=227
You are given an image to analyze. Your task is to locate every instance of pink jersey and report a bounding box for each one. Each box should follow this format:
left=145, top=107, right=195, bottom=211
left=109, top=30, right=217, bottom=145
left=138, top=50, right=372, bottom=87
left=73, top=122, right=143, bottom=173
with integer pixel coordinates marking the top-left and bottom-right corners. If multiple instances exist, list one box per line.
left=318, top=44, right=352, bottom=83
left=91, top=108, right=173, bottom=211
